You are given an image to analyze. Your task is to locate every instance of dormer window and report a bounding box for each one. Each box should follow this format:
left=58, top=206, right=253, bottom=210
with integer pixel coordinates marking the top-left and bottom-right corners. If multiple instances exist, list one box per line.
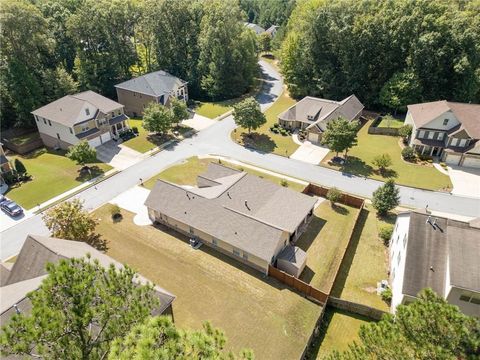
left=443, top=119, right=448, bottom=126
left=85, top=108, right=90, bottom=116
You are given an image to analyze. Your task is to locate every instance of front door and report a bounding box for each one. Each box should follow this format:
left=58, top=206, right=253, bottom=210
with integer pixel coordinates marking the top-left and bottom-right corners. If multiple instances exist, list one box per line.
left=111, top=125, right=117, bottom=135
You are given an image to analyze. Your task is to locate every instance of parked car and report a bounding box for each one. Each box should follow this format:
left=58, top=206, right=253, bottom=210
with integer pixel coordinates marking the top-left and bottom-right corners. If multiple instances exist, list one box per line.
left=1, top=200, right=23, bottom=217
left=0, top=195, right=9, bottom=205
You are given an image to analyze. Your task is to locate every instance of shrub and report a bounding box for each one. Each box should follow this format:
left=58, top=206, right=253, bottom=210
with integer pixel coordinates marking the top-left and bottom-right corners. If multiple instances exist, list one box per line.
left=280, top=179, right=288, bottom=187
left=381, top=287, right=392, bottom=304
left=132, top=126, right=139, bottom=134
left=326, top=187, right=342, bottom=205
left=398, top=124, right=413, bottom=139
left=273, top=123, right=280, bottom=128
left=14, top=158, right=27, bottom=175
left=440, top=162, right=447, bottom=168
left=372, top=179, right=400, bottom=215
left=372, top=153, right=392, bottom=172
left=379, top=225, right=393, bottom=245
left=110, top=204, right=122, bottom=220
left=402, top=146, right=416, bottom=161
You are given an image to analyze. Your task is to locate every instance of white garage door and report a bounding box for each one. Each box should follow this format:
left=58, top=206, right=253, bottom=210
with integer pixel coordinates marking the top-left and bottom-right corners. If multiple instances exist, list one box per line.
left=308, top=132, right=320, bottom=143
left=100, top=132, right=111, bottom=144
left=445, top=153, right=461, bottom=166
left=462, top=156, right=480, bottom=169
left=88, top=137, right=101, bottom=148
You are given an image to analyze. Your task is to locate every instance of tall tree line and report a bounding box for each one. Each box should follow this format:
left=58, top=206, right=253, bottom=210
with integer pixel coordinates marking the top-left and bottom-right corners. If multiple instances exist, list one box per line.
left=0, top=0, right=258, bottom=129
left=280, top=0, right=480, bottom=112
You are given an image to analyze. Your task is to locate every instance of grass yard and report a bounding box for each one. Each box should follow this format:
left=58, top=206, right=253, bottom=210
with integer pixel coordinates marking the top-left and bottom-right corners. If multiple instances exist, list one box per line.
left=378, top=115, right=404, bottom=128
left=297, top=201, right=360, bottom=293
left=321, top=121, right=452, bottom=191
left=232, top=90, right=299, bottom=156
left=122, top=118, right=190, bottom=153
left=144, top=156, right=306, bottom=192
left=95, top=205, right=322, bottom=359
left=307, top=308, right=373, bottom=359
left=8, top=132, right=40, bottom=145
left=6, top=148, right=111, bottom=209
left=330, top=205, right=393, bottom=311
left=193, top=101, right=234, bottom=119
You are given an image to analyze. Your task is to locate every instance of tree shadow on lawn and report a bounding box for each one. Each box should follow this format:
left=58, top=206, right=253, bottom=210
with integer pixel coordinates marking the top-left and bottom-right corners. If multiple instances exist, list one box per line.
left=332, top=204, right=350, bottom=215
left=295, top=215, right=327, bottom=252
left=240, top=132, right=277, bottom=153
left=329, top=208, right=368, bottom=299
left=22, top=147, right=65, bottom=159
left=146, top=133, right=175, bottom=147
left=76, top=165, right=106, bottom=182
left=377, top=211, right=397, bottom=225
left=373, top=168, right=398, bottom=179
left=328, top=156, right=374, bottom=178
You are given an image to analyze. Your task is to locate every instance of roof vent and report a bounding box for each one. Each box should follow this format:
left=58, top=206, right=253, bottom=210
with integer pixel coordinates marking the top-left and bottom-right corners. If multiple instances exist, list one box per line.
left=430, top=266, right=434, bottom=272
left=186, top=193, right=190, bottom=200
left=13, top=304, right=20, bottom=314
left=432, top=218, right=438, bottom=227
left=426, top=216, right=431, bottom=224
left=244, top=200, right=250, bottom=211
left=227, top=192, right=231, bottom=199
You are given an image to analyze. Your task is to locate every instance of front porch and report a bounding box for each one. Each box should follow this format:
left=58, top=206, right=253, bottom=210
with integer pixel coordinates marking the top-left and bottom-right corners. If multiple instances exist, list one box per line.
left=413, top=144, right=443, bottom=157
left=109, top=114, right=129, bottom=138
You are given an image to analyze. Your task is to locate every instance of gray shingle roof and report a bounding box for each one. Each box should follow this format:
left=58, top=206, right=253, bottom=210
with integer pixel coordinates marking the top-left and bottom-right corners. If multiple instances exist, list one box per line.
left=277, top=245, right=307, bottom=269
left=145, top=163, right=316, bottom=261
left=2, top=235, right=175, bottom=318
left=31, top=91, right=123, bottom=127
left=402, top=212, right=480, bottom=298
left=244, top=22, right=266, bottom=35
left=278, top=95, right=364, bottom=132
left=115, top=71, right=186, bottom=98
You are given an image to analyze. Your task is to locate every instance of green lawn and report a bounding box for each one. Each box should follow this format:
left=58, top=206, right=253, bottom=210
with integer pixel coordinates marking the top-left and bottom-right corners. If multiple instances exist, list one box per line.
left=232, top=90, right=299, bottom=156
left=307, top=308, right=373, bottom=359
left=6, top=148, right=111, bottom=209
left=321, top=121, right=452, bottom=191
left=9, top=132, right=40, bottom=145
left=193, top=101, right=234, bottom=119
left=144, top=156, right=306, bottom=192
left=122, top=118, right=190, bottom=153
left=297, top=201, right=360, bottom=293
left=378, top=115, right=404, bottom=128
left=95, top=205, right=322, bottom=360
left=330, top=205, right=393, bottom=311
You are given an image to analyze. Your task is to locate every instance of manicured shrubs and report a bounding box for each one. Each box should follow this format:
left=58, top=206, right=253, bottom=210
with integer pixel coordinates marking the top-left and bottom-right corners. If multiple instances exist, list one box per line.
left=401, top=146, right=416, bottom=161
left=270, top=123, right=292, bottom=136
left=381, top=287, right=392, bottom=304
left=379, top=225, right=393, bottom=245
left=119, top=129, right=136, bottom=141
left=132, top=126, right=139, bottom=135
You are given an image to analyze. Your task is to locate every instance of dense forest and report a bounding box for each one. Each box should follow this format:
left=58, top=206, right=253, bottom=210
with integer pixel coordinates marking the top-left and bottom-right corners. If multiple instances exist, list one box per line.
left=281, top=0, right=480, bottom=111
left=0, top=0, right=258, bottom=128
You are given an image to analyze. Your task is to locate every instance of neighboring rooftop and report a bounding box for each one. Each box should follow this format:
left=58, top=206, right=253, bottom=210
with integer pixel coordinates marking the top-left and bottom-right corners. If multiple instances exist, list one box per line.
left=1, top=235, right=175, bottom=320
left=145, top=163, right=317, bottom=262
left=244, top=22, right=266, bottom=35
left=265, top=25, right=279, bottom=35
left=402, top=211, right=480, bottom=298
left=31, top=90, right=123, bottom=127
left=278, top=95, right=364, bottom=132
left=407, top=101, right=480, bottom=138
left=115, top=71, right=187, bottom=98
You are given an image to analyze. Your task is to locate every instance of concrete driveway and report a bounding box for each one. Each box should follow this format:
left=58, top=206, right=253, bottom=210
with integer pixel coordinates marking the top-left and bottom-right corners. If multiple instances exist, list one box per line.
left=109, top=186, right=152, bottom=225
left=448, top=166, right=480, bottom=198
left=96, top=141, right=143, bottom=170
left=290, top=141, right=330, bottom=165
left=182, top=113, right=216, bottom=132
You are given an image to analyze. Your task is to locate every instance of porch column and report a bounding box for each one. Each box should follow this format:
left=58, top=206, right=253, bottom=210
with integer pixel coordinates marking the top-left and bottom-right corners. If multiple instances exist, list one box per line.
left=430, top=147, right=434, bottom=156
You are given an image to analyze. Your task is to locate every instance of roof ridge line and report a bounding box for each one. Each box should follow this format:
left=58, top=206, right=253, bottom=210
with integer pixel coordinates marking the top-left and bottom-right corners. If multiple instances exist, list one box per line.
left=223, top=205, right=285, bottom=232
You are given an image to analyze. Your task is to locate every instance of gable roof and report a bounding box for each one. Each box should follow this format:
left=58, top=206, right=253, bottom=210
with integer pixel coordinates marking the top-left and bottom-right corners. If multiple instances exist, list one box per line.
left=265, top=25, right=279, bottom=35
left=115, top=71, right=186, bottom=98
left=402, top=212, right=480, bottom=298
left=407, top=101, right=480, bottom=138
left=2, top=235, right=175, bottom=317
left=278, top=95, right=364, bottom=132
left=31, top=91, right=123, bottom=127
left=244, top=22, right=265, bottom=35
left=145, top=163, right=316, bottom=261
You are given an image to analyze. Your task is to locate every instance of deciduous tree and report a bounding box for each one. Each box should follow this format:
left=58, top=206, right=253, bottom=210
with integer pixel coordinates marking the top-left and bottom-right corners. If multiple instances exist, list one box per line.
left=326, top=187, right=342, bottom=206
left=170, top=98, right=189, bottom=125
left=372, top=153, right=393, bottom=174
left=233, top=97, right=266, bottom=134
left=0, top=257, right=159, bottom=359
left=142, top=103, right=174, bottom=135
left=372, top=179, right=400, bottom=215
left=327, top=289, right=480, bottom=360
left=321, top=118, right=358, bottom=158
left=66, top=141, right=97, bottom=166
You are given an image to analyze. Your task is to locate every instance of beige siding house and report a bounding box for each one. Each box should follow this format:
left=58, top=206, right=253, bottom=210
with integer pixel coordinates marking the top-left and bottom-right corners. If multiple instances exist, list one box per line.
left=0, top=235, right=175, bottom=326
left=32, top=91, right=128, bottom=150
left=278, top=95, right=364, bottom=143
left=115, top=71, right=188, bottom=117
left=145, top=163, right=316, bottom=275
left=405, top=101, right=480, bottom=168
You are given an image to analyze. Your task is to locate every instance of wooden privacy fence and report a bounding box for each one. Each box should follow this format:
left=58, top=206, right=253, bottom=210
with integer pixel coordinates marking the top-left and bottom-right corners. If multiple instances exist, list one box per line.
left=302, top=183, right=364, bottom=208
left=327, top=297, right=387, bottom=321
left=268, top=265, right=328, bottom=305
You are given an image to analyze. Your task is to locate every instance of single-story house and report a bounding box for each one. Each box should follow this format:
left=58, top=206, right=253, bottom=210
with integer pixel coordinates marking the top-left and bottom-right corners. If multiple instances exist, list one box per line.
left=32, top=91, right=128, bottom=150
left=0, top=234, right=175, bottom=326
left=405, top=100, right=480, bottom=168
left=145, top=162, right=316, bottom=276
left=389, top=211, right=480, bottom=317
left=278, top=95, right=364, bottom=143
left=115, top=71, right=188, bottom=117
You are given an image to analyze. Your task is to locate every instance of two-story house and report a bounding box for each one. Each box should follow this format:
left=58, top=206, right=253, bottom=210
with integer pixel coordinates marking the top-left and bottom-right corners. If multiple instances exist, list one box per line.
left=32, top=91, right=128, bottom=150
left=389, top=211, right=480, bottom=317
left=115, top=71, right=188, bottom=117
left=405, top=101, right=480, bottom=168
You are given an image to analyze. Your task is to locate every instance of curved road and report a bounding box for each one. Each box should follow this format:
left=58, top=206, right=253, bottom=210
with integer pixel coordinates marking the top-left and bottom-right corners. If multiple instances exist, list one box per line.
left=1, top=61, right=479, bottom=260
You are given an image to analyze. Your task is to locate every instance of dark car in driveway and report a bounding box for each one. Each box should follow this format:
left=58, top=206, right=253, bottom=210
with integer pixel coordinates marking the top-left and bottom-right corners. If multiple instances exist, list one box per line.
left=1, top=200, right=23, bottom=217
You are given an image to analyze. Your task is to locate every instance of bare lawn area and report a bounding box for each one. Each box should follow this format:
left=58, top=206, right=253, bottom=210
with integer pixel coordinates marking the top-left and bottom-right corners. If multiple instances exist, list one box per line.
left=297, top=202, right=360, bottom=293
left=95, top=205, right=322, bottom=359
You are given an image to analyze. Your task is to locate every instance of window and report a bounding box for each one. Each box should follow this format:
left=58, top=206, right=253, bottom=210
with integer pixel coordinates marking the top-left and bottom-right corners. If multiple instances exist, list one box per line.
left=85, top=108, right=90, bottom=116
left=450, top=138, right=459, bottom=146
left=233, top=249, right=240, bottom=257
left=69, top=128, right=73, bottom=134
left=460, top=294, right=480, bottom=305
left=212, top=238, right=218, bottom=247
left=403, top=234, right=407, bottom=248
left=81, top=125, right=89, bottom=132
left=397, top=252, right=401, bottom=265
left=418, top=130, right=425, bottom=138
left=243, top=252, right=248, bottom=260
left=48, top=120, right=52, bottom=126
left=43, top=118, right=47, bottom=125
left=438, top=132, right=444, bottom=140
left=35, top=116, right=39, bottom=122
left=459, top=139, right=466, bottom=147
left=443, top=119, right=449, bottom=126
left=424, top=131, right=430, bottom=139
